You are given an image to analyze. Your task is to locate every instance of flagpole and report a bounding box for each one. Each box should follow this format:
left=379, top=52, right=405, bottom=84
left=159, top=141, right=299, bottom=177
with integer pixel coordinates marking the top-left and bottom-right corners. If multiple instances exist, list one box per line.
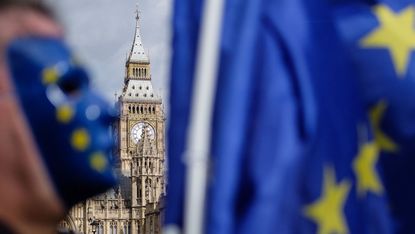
left=184, top=0, right=225, bottom=233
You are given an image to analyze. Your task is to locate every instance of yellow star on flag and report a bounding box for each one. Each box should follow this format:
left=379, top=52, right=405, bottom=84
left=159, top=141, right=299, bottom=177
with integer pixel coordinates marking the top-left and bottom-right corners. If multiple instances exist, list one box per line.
left=42, top=67, right=59, bottom=85
left=370, top=101, right=398, bottom=152
left=360, top=5, right=415, bottom=78
left=71, top=128, right=90, bottom=152
left=90, top=152, right=108, bottom=173
left=304, top=166, right=351, bottom=234
left=353, top=142, right=383, bottom=197
left=56, top=105, right=74, bottom=124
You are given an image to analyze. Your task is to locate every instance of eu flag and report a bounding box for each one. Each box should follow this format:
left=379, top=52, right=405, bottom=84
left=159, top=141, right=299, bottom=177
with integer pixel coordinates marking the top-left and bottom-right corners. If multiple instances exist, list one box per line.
left=7, top=38, right=117, bottom=208
left=333, top=1, right=415, bottom=232
left=167, top=0, right=394, bottom=233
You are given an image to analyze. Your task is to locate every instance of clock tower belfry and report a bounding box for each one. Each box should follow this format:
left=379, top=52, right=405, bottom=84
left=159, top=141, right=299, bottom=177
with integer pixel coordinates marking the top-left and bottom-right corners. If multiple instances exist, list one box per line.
left=117, top=7, right=166, bottom=233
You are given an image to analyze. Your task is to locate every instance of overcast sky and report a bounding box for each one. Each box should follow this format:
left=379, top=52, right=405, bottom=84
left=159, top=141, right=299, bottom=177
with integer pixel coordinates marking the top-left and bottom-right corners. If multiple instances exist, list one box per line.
left=45, top=0, right=172, bottom=103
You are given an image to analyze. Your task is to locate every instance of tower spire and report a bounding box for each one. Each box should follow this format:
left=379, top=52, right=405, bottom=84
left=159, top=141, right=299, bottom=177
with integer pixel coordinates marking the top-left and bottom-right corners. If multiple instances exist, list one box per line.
left=135, top=2, right=140, bottom=21
left=122, top=2, right=159, bottom=101
left=128, top=2, right=148, bottom=63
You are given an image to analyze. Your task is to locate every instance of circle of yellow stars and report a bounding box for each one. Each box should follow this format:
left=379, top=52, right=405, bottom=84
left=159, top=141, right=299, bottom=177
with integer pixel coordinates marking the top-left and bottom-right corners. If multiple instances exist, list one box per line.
left=304, top=135, right=387, bottom=233
left=360, top=4, right=415, bottom=78
left=303, top=4, right=405, bottom=232
left=42, top=64, right=109, bottom=173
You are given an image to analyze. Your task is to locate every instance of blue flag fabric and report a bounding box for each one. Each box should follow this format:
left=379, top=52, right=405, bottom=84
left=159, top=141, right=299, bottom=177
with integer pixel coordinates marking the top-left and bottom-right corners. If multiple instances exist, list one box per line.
left=165, top=0, right=204, bottom=227
left=7, top=37, right=117, bottom=208
left=333, top=1, right=415, bottom=232
left=167, top=0, right=395, bottom=233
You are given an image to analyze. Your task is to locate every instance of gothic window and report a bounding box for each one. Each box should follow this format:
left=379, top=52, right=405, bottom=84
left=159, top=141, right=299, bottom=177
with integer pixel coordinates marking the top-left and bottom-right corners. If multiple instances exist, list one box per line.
left=139, top=68, right=142, bottom=77
left=132, top=106, right=135, bottom=114
left=124, top=223, right=130, bottom=234
left=141, top=106, right=144, bottom=113
left=144, top=69, right=147, bottom=77
left=128, top=106, right=131, bottom=113
left=110, top=222, right=117, bottom=234
left=97, top=223, right=104, bottom=234
left=145, top=179, right=150, bottom=201
left=152, top=106, right=155, bottom=113
left=150, top=218, right=154, bottom=233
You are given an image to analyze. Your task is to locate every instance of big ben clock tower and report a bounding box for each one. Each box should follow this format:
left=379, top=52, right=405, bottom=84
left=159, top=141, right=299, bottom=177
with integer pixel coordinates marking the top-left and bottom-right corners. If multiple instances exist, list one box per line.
left=116, top=7, right=166, bottom=233
left=60, top=6, right=166, bottom=234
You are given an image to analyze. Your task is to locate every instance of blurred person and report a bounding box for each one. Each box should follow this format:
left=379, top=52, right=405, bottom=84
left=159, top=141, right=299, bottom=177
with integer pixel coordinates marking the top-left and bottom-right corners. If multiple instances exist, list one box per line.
left=0, top=0, right=116, bottom=233
left=0, top=1, right=64, bottom=233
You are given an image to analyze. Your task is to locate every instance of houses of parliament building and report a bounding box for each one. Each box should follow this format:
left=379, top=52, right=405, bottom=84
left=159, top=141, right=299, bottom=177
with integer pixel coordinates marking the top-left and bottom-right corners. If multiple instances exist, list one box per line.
left=60, top=8, right=166, bottom=234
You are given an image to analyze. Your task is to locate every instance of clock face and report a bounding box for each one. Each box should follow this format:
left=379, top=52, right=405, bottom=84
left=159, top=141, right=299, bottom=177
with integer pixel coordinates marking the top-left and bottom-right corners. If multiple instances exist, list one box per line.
left=131, top=122, right=155, bottom=144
